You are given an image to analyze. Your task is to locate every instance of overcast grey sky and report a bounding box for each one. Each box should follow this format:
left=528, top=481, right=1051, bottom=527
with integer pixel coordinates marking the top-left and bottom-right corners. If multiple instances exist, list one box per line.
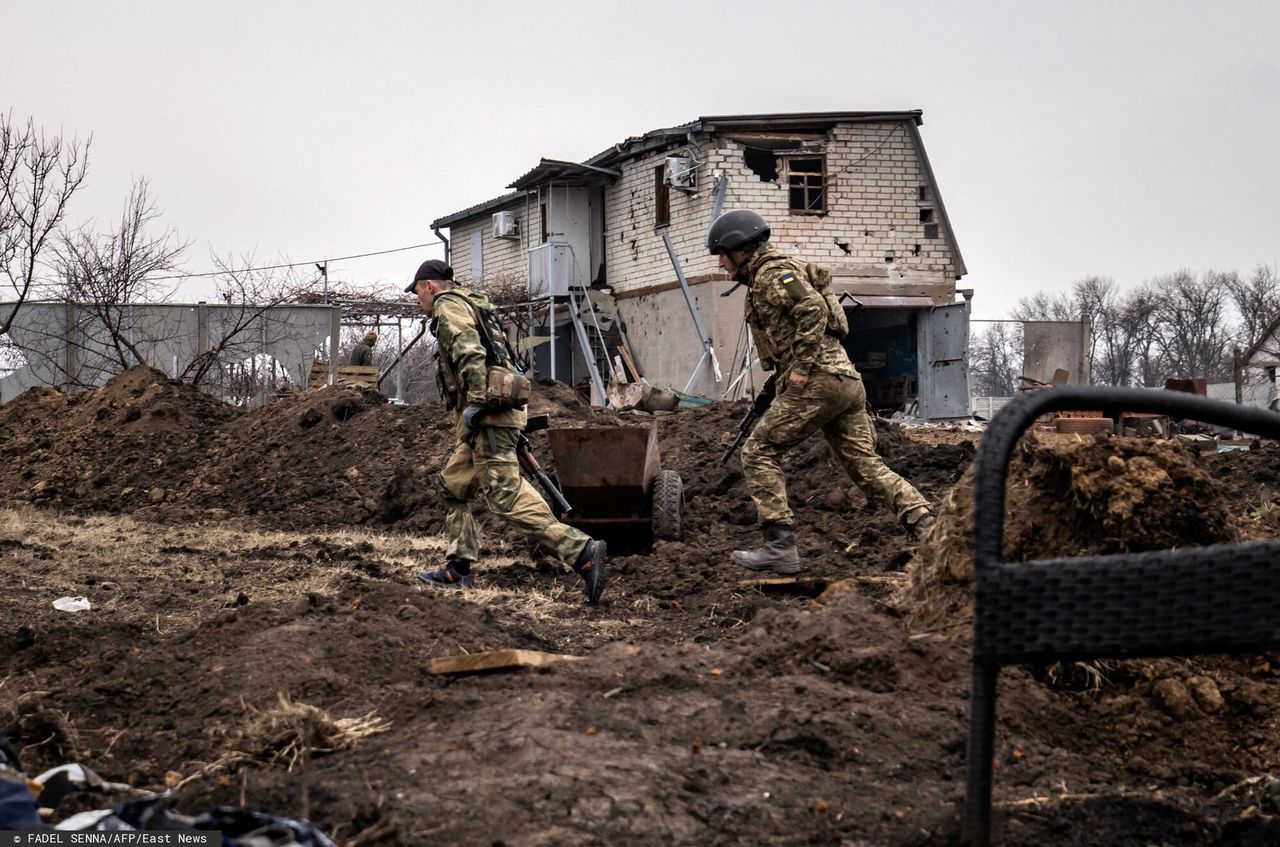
left=4, top=0, right=1277, bottom=318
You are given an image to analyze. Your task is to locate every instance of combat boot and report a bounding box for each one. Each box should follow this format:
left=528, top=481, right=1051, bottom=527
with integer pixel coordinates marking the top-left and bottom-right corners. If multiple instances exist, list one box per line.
left=417, top=561, right=475, bottom=589
left=903, top=507, right=936, bottom=540
left=572, top=539, right=607, bottom=605
left=731, top=523, right=801, bottom=574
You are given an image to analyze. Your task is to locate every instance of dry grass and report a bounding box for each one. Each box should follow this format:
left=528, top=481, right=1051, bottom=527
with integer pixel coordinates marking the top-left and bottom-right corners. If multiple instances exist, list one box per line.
left=235, top=691, right=390, bottom=771
left=0, top=507, right=450, bottom=634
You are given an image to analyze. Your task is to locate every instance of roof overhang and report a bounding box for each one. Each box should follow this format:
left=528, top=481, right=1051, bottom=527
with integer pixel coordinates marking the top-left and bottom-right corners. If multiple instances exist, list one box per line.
left=508, top=158, right=621, bottom=190
left=431, top=190, right=527, bottom=229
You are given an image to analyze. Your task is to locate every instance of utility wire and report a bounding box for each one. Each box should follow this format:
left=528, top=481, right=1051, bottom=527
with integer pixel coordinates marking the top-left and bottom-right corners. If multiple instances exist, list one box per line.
left=147, top=240, right=444, bottom=282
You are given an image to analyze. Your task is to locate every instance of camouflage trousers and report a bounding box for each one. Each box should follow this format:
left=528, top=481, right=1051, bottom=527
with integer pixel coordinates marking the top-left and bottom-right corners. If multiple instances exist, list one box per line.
left=436, top=426, right=589, bottom=567
left=742, top=372, right=930, bottom=526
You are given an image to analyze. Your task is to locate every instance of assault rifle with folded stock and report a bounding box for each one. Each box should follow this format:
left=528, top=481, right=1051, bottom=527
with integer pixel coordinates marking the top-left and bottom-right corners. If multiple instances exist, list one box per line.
left=518, top=414, right=573, bottom=518
left=719, top=374, right=778, bottom=466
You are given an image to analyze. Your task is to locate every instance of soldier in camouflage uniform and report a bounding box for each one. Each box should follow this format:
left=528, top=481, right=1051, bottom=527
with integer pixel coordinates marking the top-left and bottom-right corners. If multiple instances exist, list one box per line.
left=707, top=210, right=935, bottom=573
left=405, top=259, right=606, bottom=603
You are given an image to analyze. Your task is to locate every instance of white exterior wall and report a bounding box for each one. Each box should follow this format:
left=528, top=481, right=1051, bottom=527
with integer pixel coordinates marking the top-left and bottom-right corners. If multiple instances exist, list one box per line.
left=448, top=195, right=537, bottom=286
left=604, top=120, right=959, bottom=295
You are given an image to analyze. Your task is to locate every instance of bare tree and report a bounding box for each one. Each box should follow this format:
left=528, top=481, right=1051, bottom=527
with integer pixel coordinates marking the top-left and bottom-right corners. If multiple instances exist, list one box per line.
left=1012, top=290, right=1077, bottom=322
left=969, top=321, right=1021, bottom=396
left=1153, top=269, right=1234, bottom=381
left=54, top=179, right=187, bottom=369
left=1228, top=263, right=1280, bottom=357
left=180, top=254, right=325, bottom=393
left=0, top=114, right=90, bottom=336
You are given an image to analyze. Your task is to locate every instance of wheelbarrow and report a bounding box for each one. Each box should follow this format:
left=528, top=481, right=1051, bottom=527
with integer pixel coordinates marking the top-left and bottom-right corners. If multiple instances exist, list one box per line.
left=545, top=424, right=684, bottom=545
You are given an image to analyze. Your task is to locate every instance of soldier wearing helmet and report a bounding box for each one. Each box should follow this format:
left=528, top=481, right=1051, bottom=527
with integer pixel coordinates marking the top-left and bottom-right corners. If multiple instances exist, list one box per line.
left=708, top=209, right=935, bottom=573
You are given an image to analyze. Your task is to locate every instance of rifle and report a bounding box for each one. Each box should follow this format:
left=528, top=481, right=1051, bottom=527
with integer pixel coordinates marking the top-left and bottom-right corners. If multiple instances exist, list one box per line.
left=518, top=414, right=573, bottom=518
left=719, top=374, right=778, bottom=466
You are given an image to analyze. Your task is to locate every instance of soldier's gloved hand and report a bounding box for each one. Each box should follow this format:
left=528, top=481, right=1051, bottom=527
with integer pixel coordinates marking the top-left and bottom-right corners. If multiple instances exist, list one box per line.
left=462, top=404, right=487, bottom=432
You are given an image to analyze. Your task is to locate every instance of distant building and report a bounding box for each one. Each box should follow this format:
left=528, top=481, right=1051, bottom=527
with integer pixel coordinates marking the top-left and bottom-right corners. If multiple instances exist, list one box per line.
left=431, top=111, right=971, bottom=419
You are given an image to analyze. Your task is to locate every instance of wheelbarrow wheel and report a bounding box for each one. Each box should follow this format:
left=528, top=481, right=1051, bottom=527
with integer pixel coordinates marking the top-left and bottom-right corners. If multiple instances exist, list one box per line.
left=651, top=469, right=684, bottom=541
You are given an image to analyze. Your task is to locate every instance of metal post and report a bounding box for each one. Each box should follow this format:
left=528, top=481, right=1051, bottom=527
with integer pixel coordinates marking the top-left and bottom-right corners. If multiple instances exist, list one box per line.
left=662, top=231, right=721, bottom=393
left=549, top=296, right=557, bottom=382
left=259, top=316, right=269, bottom=407
left=396, top=320, right=405, bottom=402
left=328, top=307, right=341, bottom=386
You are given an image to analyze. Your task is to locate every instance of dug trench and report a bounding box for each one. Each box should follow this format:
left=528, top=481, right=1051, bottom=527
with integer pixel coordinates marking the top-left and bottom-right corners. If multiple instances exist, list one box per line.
left=0, top=366, right=1278, bottom=845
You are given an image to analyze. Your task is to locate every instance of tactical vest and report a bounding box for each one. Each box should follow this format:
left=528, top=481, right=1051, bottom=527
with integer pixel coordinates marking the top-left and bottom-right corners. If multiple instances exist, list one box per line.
left=756, top=255, right=849, bottom=340
left=431, top=292, right=530, bottom=411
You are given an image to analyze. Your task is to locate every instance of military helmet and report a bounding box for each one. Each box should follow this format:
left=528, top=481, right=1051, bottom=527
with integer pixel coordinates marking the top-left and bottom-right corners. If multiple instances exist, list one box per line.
left=707, top=209, right=770, bottom=254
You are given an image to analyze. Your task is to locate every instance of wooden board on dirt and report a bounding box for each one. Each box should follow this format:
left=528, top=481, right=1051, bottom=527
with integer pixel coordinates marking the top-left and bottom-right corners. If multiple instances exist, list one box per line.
left=427, top=649, right=584, bottom=676
left=739, top=576, right=832, bottom=597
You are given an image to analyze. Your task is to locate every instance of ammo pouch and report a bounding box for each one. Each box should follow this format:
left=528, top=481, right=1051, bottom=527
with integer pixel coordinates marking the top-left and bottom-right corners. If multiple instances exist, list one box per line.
left=484, top=366, right=531, bottom=410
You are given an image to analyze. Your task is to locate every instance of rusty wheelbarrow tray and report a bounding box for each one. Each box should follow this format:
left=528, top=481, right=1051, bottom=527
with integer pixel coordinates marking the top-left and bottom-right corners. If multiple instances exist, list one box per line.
left=545, top=424, right=683, bottom=543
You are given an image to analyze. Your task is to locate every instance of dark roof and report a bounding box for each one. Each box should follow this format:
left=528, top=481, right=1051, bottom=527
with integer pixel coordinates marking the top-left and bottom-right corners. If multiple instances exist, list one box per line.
left=430, top=190, right=527, bottom=229
left=508, top=158, right=621, bottom=190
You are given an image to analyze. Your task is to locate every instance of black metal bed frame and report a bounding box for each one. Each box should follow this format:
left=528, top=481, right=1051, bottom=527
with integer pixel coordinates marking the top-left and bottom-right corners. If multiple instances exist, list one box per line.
left=963, top=386, right=1280, bottom=845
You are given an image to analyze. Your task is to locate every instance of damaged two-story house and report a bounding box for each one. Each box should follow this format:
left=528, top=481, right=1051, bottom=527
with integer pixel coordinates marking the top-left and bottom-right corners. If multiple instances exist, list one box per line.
left=430, top=110, right=971, bottom=419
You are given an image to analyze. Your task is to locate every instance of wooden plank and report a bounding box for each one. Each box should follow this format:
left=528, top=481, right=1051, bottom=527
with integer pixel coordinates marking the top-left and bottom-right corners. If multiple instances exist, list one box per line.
left=739, top=576, right=832, bottom=597
left=616, top=345, right=642, bottom=381
left=428, top=649, right=584, bottom=676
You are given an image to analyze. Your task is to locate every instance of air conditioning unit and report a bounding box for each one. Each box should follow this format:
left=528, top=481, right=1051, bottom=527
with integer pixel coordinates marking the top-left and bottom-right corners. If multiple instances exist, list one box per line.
left=492, top=211, right=519, bottom=239
left=665, top=156, right=696, bottom=190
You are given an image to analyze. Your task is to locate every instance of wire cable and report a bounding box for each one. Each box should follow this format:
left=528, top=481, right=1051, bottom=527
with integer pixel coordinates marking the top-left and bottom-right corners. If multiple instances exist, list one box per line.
left=146, top=240, right=445, bottom=282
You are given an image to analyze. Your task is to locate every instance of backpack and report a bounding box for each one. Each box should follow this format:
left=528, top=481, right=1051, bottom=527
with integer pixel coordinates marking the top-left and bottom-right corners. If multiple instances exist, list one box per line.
left=804, top=262, right=849, bottom=339
left=773, top=258, right=848, bottom=340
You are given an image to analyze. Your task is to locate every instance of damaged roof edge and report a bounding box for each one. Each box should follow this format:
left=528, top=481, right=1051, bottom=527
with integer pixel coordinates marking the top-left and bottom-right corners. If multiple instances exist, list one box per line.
left=700, top=110, right=923, bottom=130
left=433, top=111, right=935, bottom=229
left=585, top=110, right=924, bottom=168
left=906, top=121, right=967, bottom=279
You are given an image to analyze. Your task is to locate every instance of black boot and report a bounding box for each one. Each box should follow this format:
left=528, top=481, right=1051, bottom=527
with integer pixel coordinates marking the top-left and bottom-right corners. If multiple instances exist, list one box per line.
left=731, top=523, right=801, bottom=574
left=572, top=540, right=607, bottom=605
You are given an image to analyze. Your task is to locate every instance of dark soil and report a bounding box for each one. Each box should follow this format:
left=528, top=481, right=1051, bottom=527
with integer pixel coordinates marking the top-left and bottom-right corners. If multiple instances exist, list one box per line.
left=1, top=367, right=1278, bottom=845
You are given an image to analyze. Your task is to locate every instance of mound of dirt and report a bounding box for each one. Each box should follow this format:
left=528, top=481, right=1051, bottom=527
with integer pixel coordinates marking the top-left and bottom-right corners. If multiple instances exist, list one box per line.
left=0, top=368, right=238, bottom=514
left=904, top=433, right=1240, bottom=625
left=7, top=371, right=1280, bottom=845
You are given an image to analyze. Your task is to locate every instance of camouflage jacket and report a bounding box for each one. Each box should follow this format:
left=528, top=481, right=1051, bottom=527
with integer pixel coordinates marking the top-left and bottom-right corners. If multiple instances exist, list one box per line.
left=744, top=243, right=856, bottom=382
left=431, top=289, right=527, bottom=431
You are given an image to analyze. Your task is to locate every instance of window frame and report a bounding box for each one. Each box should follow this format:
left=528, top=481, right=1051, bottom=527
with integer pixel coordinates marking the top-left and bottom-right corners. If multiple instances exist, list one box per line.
left=784, top=154, right=828, bottom=216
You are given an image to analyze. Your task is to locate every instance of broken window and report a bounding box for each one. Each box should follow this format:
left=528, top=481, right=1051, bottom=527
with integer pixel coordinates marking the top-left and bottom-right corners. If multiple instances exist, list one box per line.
left=654, top=165, right=670, bottom=228
left=785, top=156, right=826, bottom=215
left=918, top=185, right=932, bottom=201
left=743, top=147, right=780, bottom=181
left=924, top=223, right=939, bottom=239
left=919, top=208, right=934, bottom=223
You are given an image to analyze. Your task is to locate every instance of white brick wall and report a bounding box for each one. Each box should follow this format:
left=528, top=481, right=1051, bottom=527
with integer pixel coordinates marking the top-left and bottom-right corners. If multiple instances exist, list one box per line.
left=604, top=120, right=959, bottom=295
left=448, top=195, right=537, bottom=286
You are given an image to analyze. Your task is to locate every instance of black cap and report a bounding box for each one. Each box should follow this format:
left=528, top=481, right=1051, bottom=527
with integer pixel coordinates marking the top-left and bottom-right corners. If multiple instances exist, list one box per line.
left=405, top=259, right=453, bottom=293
